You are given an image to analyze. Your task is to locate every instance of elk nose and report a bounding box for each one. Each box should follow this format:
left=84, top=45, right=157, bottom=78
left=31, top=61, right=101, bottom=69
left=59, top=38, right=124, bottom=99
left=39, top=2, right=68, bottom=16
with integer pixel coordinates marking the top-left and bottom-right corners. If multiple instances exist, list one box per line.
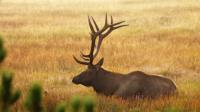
left=72, top=77, right=78, bottom=84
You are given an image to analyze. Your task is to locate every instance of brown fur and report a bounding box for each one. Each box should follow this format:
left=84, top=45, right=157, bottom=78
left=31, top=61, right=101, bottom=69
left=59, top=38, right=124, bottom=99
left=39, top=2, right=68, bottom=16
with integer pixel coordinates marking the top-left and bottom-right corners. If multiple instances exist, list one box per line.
left=72, top=67, right=177, bottom=99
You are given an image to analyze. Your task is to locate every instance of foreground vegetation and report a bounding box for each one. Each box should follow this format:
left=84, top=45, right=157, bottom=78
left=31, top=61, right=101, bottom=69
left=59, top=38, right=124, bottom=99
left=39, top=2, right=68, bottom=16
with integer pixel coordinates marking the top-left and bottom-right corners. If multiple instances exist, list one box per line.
left=0, top=0, right=200, bottom=111
left=0, top=71, right=95, bottom=112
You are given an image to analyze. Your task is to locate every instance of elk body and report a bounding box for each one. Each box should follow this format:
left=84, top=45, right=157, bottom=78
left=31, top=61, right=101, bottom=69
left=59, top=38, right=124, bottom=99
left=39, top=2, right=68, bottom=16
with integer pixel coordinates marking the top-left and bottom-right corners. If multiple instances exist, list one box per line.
left=72, top=15, right=177, bottom=99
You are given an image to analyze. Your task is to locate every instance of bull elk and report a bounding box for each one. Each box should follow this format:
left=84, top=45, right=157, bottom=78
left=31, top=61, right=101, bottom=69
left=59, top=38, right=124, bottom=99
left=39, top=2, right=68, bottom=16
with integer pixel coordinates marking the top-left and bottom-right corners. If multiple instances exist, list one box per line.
left=72, top=14, right=177, bottom=99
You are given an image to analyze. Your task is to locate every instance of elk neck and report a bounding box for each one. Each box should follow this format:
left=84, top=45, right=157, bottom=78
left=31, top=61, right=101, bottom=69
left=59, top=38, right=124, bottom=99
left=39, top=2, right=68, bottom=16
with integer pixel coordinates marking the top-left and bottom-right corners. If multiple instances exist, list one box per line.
left=91, top=68, right=125, bottom=96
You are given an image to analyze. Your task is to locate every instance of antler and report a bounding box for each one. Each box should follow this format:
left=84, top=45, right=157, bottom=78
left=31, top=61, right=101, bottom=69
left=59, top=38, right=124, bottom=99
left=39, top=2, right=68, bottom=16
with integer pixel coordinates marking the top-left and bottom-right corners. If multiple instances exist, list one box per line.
left=73, top=14, right=128, bottom=67
left=93, top=14, right=128, bottom=58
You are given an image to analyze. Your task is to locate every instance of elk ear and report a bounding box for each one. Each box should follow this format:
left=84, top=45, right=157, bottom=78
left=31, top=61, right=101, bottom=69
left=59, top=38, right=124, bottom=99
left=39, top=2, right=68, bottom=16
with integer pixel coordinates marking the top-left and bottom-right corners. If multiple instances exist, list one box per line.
left=96, top=58, right=104, bottom=69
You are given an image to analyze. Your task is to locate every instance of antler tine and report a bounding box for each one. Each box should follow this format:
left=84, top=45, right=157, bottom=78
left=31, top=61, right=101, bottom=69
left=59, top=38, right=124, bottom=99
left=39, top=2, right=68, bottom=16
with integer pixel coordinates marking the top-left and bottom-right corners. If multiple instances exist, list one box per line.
left=97, top=15, right=127, bottom=35
left=110, top=21, right=126, bottom=27
left=91, top=16, right=99, bottom=31
left=104, top=13, right=108, bottom=26
left=101, top=18, right=128, bottom=38
left=73, top=56, right=90, bottom=65
left=102, top=24, right=128, bottom=38
left=81, top=56, right=90, bottom=61
left=80, top=52, right=90, bottom=61
left=113, top=24, right=129, bottom=30
left=80, top=51, right=90, bottom=57
left=111, top=16, right=113, bottom=24
left=88, top=16, right=96, bottom=34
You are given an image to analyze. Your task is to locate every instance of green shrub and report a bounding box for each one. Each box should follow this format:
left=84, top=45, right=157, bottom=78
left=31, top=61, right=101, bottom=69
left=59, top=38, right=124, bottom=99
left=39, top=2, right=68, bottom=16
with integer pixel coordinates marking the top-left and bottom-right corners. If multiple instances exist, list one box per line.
left=24, top=83, right=43, bottom=112
left=0, top=36, right=6, bottom=63
left=70, top=96, right=95, bottom=112
left=0, top=71, right=21, bottom=112
left=163, top=106, right=183, bottom=112
left=55, top=102, right=67, bottom=112
left=83, top=97, right=95, bottom=112
left=71, top=96, right=81, bottom=112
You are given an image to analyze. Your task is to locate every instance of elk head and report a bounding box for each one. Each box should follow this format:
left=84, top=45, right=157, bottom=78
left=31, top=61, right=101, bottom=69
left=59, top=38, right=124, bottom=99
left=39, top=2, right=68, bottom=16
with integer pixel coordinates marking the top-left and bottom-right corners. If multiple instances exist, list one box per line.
left=72, top=14, right=128, bottom=87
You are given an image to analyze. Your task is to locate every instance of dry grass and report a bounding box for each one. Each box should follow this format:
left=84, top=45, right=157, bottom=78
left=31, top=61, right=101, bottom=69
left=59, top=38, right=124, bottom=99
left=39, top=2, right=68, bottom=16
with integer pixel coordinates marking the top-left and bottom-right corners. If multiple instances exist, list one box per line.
left=1, top=0, right=200, bottom=111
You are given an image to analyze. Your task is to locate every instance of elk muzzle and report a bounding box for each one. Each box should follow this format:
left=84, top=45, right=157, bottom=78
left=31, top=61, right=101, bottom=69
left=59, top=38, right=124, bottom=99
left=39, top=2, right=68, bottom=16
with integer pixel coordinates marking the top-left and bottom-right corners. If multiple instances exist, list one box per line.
left=72, top=77, right=80, bottom=84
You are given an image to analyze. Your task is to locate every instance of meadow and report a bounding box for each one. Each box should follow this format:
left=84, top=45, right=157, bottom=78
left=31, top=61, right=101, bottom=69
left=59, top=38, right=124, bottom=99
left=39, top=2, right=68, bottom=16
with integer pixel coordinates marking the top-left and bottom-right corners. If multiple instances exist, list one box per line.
left=0, top=0, right=200, bottom=111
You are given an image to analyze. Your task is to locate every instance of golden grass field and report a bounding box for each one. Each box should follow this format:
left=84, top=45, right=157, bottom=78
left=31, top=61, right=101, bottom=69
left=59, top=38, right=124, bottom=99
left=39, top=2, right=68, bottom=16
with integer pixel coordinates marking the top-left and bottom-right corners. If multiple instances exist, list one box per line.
left=1, top=0, right=200, bottom=111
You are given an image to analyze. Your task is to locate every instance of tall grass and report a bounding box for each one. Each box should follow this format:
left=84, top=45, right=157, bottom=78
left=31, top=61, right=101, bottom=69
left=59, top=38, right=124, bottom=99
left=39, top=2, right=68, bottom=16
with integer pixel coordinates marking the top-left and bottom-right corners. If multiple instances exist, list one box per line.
left=0, top=0, right=200, bottom=111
